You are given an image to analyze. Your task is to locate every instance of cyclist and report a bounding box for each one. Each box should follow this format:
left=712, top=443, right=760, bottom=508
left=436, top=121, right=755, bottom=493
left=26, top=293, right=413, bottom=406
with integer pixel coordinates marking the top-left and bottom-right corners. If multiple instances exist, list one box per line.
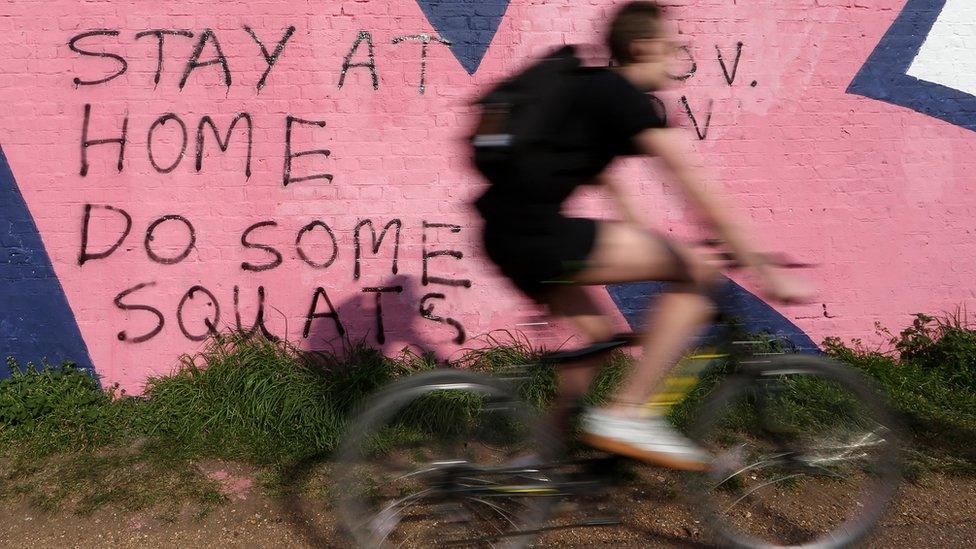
left=473, top=1, right=812, bottom=470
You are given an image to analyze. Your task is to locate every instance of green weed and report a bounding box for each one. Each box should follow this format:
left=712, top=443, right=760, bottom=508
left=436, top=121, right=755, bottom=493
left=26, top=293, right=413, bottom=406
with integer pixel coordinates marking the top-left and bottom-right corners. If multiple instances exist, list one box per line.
left=1, top=312, right=975, bottom=517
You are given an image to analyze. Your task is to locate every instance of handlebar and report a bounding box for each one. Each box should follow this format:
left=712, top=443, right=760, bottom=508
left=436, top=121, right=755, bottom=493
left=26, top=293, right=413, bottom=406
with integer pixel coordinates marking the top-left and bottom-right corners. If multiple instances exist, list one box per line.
left=696, top=239, right=815, bottom=270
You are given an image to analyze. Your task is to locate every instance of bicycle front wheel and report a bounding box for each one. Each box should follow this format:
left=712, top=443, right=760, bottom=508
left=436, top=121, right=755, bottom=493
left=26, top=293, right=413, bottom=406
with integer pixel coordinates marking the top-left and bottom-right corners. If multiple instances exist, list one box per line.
left=334, top=369, right=559, bottom=548
left=688, top=354, right=902, bottom=548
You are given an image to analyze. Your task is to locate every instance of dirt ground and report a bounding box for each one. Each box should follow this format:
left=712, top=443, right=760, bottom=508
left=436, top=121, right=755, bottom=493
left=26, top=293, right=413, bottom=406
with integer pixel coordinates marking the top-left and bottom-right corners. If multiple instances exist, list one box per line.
left=1, top=468, right=973, bottom=548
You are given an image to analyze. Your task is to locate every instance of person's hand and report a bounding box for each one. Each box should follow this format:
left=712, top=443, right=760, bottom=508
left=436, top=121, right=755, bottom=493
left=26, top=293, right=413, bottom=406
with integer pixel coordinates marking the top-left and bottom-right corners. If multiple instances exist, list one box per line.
left=762, top=271, right=815, bottom=304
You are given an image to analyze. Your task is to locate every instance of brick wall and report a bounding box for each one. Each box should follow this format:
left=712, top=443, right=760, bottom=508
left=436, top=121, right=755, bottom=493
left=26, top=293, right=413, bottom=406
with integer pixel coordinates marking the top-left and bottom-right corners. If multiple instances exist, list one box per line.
left=1, top=0, right=974, bottom=393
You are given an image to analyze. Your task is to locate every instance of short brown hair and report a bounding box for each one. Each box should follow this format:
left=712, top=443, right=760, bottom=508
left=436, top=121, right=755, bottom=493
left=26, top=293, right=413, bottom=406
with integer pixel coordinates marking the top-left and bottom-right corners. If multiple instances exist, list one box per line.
left=607, top=1, right=664, bottom=64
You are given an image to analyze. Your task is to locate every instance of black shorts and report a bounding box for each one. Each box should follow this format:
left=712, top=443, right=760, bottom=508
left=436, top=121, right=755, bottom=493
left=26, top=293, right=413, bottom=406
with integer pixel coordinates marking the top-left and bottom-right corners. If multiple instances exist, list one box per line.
left=482, top=215, right=597, bottom=301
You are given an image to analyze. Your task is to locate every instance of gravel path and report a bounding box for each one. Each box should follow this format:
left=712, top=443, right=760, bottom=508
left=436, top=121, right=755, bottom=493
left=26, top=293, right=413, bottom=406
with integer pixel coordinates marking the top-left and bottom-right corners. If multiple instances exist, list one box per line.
left=1, top=472, right=973, bottom=548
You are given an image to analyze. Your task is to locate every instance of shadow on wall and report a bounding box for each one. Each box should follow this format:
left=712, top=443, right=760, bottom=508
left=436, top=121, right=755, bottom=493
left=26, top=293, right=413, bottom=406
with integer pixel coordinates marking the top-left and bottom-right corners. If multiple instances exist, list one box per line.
left=0, top=147, right=94, bottom=380
left=303, top=274, right=444, bottom=361
left=301, top=274, right=820, bottom=358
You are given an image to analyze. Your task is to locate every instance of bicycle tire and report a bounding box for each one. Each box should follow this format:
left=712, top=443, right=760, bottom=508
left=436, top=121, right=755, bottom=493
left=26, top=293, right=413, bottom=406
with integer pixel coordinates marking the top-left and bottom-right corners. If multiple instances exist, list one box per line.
left=334, top=369, right=559, bottom=548
left=686, top=354, right=903, bottom=549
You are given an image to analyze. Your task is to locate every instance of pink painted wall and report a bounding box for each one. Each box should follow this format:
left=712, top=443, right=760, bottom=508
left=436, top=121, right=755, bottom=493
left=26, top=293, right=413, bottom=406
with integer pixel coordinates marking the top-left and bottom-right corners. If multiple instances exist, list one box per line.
left=1, top=0, right=974, bottom=394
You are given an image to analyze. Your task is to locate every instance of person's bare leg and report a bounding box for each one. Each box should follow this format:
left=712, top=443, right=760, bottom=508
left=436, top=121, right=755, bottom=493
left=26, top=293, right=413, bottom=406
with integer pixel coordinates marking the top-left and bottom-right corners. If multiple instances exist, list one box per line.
left=548, top=353, right=607, bottom=438
left=571, top=222, right=719, bottom=417
left=608, top=291, right=713, bottom=416
left=539, top=286, right=614, bottom=436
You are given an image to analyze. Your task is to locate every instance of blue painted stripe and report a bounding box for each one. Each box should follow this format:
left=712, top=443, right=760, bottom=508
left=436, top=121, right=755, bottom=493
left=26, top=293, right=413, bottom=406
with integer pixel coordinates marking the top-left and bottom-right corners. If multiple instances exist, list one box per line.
left=416, top=0, right=511, bottom=74
left=607, top=279, right=819, bottom=352
left=847, top=0, right=976, bottom=132
left=0, top=146, right=95, bottom=380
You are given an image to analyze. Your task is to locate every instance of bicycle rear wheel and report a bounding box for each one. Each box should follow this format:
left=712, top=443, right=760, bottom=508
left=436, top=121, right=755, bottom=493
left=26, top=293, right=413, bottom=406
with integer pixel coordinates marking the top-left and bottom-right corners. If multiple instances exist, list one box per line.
left=688, top=355, right=902, bottom=548
left=335, top=369, right=559, bottom=548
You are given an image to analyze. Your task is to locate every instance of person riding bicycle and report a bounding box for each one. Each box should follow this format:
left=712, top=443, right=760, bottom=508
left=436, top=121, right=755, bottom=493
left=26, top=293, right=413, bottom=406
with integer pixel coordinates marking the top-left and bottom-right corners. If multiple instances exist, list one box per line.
left=473, top=1, right=812, bottom=470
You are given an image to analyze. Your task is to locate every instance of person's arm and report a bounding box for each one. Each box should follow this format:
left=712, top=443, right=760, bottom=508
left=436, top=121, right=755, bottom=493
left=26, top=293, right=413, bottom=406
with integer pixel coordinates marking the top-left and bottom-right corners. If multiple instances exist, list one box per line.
left=634, top=127, right=774, bottom=279
left=596, top=173, right=643, bottom=226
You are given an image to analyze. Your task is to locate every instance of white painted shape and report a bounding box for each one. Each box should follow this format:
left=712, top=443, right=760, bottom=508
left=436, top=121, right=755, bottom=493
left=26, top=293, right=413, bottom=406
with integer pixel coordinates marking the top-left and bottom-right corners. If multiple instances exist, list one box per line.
left=906, top=0, right=976, bottom=97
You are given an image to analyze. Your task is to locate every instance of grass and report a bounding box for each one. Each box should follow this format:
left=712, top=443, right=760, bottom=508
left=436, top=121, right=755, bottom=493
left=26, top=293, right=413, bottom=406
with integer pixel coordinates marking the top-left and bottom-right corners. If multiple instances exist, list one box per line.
left=1, top=313, right=975, bottom=517
left=824, top=314, right=976, bottom=474
left=0, top=436, right=226, bottom=521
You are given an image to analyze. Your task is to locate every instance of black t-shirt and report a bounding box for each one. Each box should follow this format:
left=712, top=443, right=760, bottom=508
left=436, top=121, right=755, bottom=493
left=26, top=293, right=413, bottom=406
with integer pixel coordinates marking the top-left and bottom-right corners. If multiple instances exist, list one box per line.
left=476, top=67, right=666, bottom=220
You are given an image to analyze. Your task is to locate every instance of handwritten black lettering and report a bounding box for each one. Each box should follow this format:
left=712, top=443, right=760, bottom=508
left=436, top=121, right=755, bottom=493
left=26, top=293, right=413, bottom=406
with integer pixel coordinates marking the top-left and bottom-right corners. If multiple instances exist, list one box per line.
left=422, top=222, right=472, bottom=288
left=179, top=28, right=231, bottom=89
left=176, top=285, right=220, bottom=341
left=667, top=45, right=696, bottom=82
left=391, top=33, right=450, bottom=94
left=295, top=220, right=338, bottom=269
left=681, top=96, right=713, bottom=141
left=243, top=25, right=296, bottom=91
left=338, top=30, right=378, bottom=90
left=716, top=42, right=744, bottom=86
left=68, top=30, right=127, bottom=86
left=362, top=286, right=403, bottom=344
left=420, top=292, right=465, bottom=344
left=114, top=282, right=164, bottom=343
left=80, top=103, right=127, bottom=177
left=353, top=219, right=401, bottom=279
left=134, top=30, right=194, bottom=87
left=196, top=113, right=253, bottom=178
left=283, top=116, right=332, bottom=186
left=240, top=221, right=282, bottom=272
left=144, top=215, right=196, bottom=265
left=147, top=113, right=188, bottom=174
left=649, top=95, right=668, bottom=126
left=234, top=285, right=277, bottom=340
left=78, top=204, right=132, bottom=266
left=303, top=287, right=345, bottom=338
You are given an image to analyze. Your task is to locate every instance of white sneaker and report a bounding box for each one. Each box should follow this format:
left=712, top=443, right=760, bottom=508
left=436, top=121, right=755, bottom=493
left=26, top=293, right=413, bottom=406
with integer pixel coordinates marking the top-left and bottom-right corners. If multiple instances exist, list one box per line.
left=579, top=409, right=712, bottom=471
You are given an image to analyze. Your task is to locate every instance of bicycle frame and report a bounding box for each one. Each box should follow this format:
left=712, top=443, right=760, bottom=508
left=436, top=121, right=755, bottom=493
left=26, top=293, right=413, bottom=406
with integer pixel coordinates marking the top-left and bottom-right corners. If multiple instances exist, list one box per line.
left=336, top=267, right=901, bottom=548
left=538, top=305, right=792, bottom=405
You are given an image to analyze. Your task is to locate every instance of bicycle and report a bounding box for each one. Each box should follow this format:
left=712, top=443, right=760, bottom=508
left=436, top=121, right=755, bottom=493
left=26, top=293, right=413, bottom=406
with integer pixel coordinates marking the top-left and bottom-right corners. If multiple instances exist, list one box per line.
left=333, top=247, right=903, bottom=548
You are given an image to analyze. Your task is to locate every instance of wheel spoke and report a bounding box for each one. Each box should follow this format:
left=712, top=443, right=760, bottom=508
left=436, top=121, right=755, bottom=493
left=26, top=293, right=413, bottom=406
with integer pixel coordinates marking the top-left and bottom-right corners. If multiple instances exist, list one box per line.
left=722, top=473, right=803, bottom=514
left=334, top=371, right=557, bottom=548
left=368, top=487, right=437, bottom=544
left=711, top=450, right=792, bottom=490
left=690, top=357, right=902, bottom=547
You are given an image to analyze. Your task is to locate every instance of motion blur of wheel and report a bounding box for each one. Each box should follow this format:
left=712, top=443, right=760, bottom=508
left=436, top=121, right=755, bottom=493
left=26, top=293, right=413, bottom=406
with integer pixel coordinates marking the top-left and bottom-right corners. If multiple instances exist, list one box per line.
left=688, top=355, right=902, bottom=548
left=334, top=369, right=558, bottom=548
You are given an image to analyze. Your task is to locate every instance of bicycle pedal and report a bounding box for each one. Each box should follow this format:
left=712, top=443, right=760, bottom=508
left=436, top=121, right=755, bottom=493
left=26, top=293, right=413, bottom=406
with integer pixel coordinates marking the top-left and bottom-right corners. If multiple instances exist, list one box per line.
left=583, top=517, right=624, bottom=527
left=586, top=454, right=626, bottom=467
left=583, top=454, right=630, bottom=476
